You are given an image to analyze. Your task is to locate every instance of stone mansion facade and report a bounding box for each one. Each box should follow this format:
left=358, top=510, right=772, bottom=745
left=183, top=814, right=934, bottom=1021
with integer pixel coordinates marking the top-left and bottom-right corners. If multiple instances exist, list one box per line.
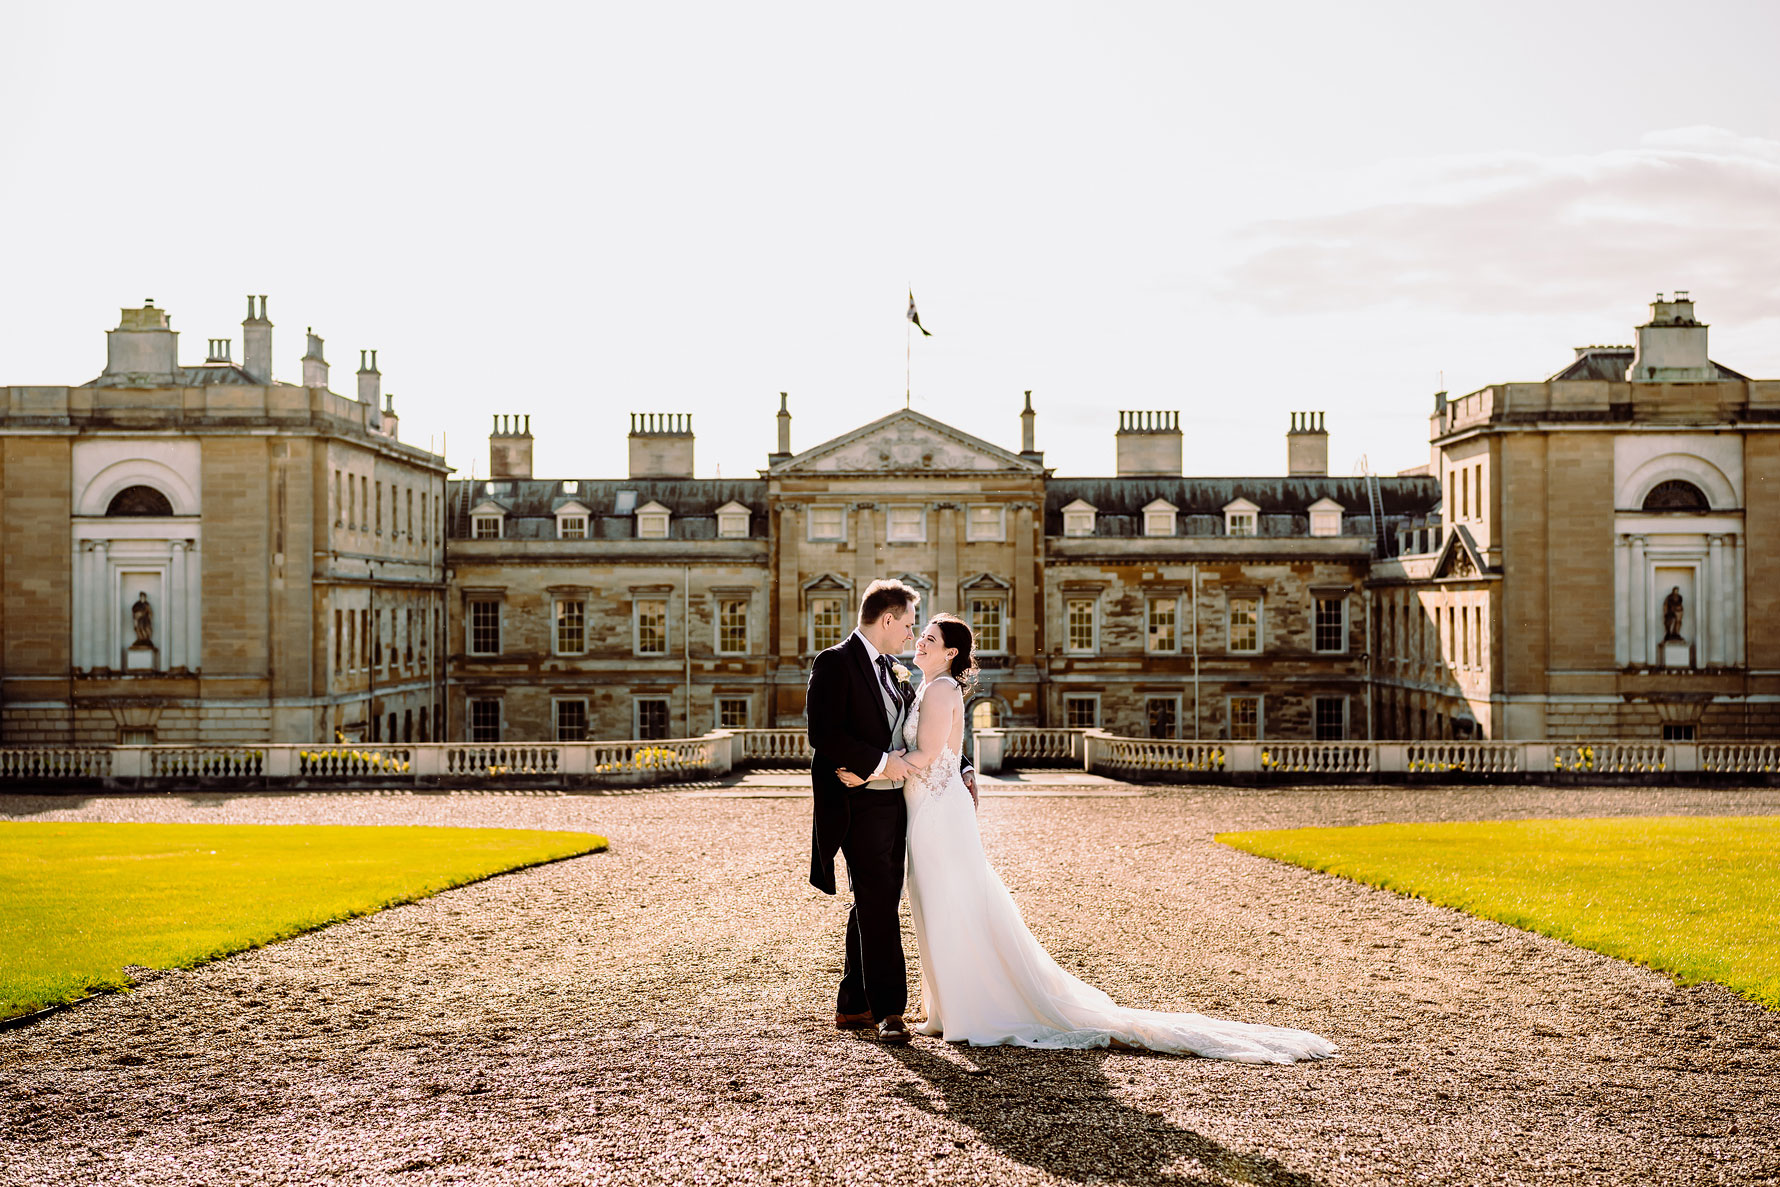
left=3, top=294, right=1773, bottom=745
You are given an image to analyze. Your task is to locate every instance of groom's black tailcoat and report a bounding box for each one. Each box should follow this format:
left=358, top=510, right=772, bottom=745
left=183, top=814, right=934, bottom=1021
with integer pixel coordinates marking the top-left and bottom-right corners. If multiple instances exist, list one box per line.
left=806, top=632, right=908, bottom=896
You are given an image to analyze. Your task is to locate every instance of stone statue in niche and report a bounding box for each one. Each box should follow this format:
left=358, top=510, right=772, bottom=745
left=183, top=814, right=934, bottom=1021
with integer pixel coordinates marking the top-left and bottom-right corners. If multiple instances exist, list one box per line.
left=131, top=593, right=154, bottom=646
left=1662, top=586, right=1684, bottom=643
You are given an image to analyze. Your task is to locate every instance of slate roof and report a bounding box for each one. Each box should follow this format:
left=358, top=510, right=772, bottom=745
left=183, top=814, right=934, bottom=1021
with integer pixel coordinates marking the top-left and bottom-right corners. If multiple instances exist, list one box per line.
left=449, top=478, right=767, bottom=540
left=81, top=364, right=300, bottom=388
left=1044, top=476, right=1440, bottom=540
left=1546, top=349, right=1748, bottom=382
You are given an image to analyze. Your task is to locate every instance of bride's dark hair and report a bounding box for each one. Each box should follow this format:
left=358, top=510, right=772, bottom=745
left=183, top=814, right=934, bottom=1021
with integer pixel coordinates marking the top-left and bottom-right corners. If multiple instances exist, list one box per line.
left=927, top=612, right=979, bottom=695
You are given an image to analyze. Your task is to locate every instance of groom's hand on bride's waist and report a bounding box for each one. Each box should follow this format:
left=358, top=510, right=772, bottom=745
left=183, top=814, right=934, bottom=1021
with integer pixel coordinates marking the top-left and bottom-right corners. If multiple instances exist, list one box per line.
left=878, top=752, right=912, bottom=782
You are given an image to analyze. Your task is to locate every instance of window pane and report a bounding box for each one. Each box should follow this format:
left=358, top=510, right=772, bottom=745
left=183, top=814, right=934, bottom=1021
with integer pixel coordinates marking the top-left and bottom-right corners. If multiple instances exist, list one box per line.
left=555, top=699, right=588, bottom=741
left=719, top=598, right=749, bottom=653
left=1229, top=697, right=1259, bottom=740
left=1227, top=512, right=1256, bottom=537
left=811, top=597, right=845, bottom=651
left=636, top=699, right=669, bottom=740
left=1229, top=597, right=1259, bottom=652
left=718, top=698, right=749, bottom=729
left=719, top=514, right=748, bottom=538
left=1067, top=599, right=1095, bottom=651
left=559, top=516, right=587, bottom=539
left=1065, top=512, right=1093, bottom=537
left=1314, top=596, right=1344, bottom=652
left=470, top=699, right=501, bottom=743
left=1146, top=698, right=1177, bottom=739
left=556, top=599, right=586, bottom=653
left=638, top=515, right=668, bottom=539
left=970, top=597, right=1003, bottom=653
left=1064, top=697, right=1097, bottom=728
left=470, top=601, right=500, bottom=654
left=1314, top=697, right=1345, bottom=740
left=1147, top=598, right=1176, bottom=651
left=636, top=600, right=667, bottom=654
left=473, top=517, right=500, bottom=539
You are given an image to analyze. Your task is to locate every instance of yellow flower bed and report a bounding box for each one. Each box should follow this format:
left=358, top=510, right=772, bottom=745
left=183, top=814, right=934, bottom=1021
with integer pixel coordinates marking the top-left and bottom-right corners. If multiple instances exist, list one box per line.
left=299, top=749, right=412, bottom=774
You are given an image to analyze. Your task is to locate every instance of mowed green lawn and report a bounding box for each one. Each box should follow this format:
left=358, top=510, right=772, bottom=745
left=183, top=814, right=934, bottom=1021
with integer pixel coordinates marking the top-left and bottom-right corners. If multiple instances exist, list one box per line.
left=1218, top=816, right=1780, bottom=1009
left=0, top=822, right=608, bottom=1020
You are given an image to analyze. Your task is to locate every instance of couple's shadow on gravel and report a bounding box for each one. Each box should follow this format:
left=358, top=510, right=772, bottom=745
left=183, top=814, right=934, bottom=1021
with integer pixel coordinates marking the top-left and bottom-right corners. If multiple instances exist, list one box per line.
left=881, top=1041, right=1323, bottom=1187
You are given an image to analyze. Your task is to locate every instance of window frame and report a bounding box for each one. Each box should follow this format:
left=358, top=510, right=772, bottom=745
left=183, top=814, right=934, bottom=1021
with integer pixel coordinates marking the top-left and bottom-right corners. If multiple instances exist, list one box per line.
left=1227, top=594, right=1262, bottom=654
left=809, top=595, right=846, bottom=653
left=553, top=597, right=587, bottom=656
left=468, top=697, right=502, bottom=743
left=1145, top=695, right=1181, bottom=739
left=1313, top=594, right=1347, bottom=654
left=1228, top=694, right=1262, bottom=741
left=1146, top=595, right=1180, bottom=654
left=467, top=598, right=502, bottom=656
left=556, top=514, right=588, bottom=540
left=716, top=696, right=750, bottom=730
left=634, top=696, right=671, bottom=740
left=471, top=514, right=503, bottom=539
left=1062, top=693, right=1100, bottom=729
left=716, top=502, right=750, bottom=539
left=1064, top=596, right=1098, bottom=655
left=715, top=596, right=750, bottom=656
left=635, top=501, right=671, bottom=540
left=1142, top=499, right=1177, bottom=538
left=966, top=504, right=1006, bottom=542
left=967, top=593, right=1007, bottom=655
left=553, top=697, right=589, bottom=742
left=633, top=597, right=669, bottom=656
left=1313, top=696, right=1347, bottom=741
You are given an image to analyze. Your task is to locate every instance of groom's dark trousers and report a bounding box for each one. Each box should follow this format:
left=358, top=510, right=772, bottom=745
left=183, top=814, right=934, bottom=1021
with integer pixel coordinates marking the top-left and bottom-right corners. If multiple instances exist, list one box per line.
left=806, top=634, right=910, bottom=1021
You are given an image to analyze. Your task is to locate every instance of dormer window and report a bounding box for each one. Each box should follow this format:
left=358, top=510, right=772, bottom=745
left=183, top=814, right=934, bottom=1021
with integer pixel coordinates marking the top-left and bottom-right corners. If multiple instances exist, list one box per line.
left=1061, top=498, right=1097, bottom=537
left=635, top=500, right=670, bottom=539
left=468, top=499, right=506, bottom=540
left=1223, top=497, right=1259, bottom=537
left=1308, top=497, right=1343, bottom=538
left=716, top=501, right=750, bottom=539
left=555, top=500, right=591, bottom=540
left=1142, top=498, right=1177, bottom=537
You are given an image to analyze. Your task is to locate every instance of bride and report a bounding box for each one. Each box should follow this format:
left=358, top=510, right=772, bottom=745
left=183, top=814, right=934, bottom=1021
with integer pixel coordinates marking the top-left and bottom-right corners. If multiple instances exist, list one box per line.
left=843, top=612, right=1335, bottom=1064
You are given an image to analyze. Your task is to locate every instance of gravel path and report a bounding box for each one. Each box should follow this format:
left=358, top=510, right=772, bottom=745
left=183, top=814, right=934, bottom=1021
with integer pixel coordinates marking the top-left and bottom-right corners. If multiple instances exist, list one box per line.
left=3, top=784, right=1778, bottom=1186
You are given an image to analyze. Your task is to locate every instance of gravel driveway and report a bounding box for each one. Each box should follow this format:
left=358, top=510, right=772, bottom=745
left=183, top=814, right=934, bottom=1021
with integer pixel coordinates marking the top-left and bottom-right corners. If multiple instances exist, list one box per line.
left=3, top=784, right=1777, bottom=1186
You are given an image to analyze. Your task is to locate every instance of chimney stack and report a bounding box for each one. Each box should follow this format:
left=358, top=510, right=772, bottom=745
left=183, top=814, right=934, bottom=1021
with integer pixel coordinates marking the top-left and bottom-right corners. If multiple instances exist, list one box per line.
left=490, top=414, right=534, bottom=479
left=241, top=295, right=272, bottom=384
left=104, top=299, right=179, bottom=378
left=770, top=392, right=793, bottom=464
left=1629, top=291, right=1713, bottom=382
left=1021, top=391, right=1039, bottom=457
left=357, top=349, right=381, bottom=405
left=206, top=338, right=232, bottom=362
left=382, top=393, right=400, bottom=440
left=302, top=327, right=329, bottom=389
left=629, top=412, right=695, bottom=478
left=1287, top=411, right=1329, bottom=476
left=1114, top=410, right=1182, bottom=476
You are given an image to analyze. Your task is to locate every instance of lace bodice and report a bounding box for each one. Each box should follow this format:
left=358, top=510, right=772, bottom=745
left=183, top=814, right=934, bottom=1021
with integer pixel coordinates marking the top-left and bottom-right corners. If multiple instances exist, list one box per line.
left=903, top=676, right=964, bottom=798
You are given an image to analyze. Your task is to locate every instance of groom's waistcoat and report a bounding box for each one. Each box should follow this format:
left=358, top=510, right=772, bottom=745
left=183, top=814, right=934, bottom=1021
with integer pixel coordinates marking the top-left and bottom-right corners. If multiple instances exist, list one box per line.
left=861, top=665, right=910, bottom=790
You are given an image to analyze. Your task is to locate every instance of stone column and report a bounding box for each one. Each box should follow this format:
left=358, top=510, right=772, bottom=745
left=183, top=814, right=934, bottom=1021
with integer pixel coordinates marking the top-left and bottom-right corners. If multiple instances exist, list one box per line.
left=1730, top=533, right=1745, bottom=667
left=852, top=503, right=878, bottom=594
left=91, top=541, right=110, bottom=669
left=169, top=540, right=187, bottom=671
left=75, top=543, right=94, bottom=671
left=1614, top=534, right=1630, bottom=667
left=1707, top=534, right=1726, bottom=667
left=184, top=540, right=202, bottom=672
left=1012, top=504, right=1036, bottom=664
left=935, top=503, right=960, bottom=614
left=776, top=505, right=799, bottom=662
left=1628, top=535, right=1648, bottom=665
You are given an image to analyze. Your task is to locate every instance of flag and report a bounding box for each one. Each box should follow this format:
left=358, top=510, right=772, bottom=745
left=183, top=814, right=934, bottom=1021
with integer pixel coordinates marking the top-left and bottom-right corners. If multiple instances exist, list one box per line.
left=907, top=290, right=932, bottom=337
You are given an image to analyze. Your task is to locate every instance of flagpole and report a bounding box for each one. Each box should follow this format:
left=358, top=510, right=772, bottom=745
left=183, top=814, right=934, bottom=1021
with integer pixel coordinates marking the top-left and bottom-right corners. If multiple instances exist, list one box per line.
left=905, top=289, right=911, bottom=408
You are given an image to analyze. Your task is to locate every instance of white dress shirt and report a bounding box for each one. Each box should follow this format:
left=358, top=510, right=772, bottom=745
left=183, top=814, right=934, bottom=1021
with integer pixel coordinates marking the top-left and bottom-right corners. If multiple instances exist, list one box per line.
left=852, top=629, right=900, bottom=779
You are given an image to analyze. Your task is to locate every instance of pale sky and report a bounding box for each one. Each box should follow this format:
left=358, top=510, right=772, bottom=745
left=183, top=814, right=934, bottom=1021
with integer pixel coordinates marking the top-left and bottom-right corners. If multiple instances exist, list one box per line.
left=5, top=1, right=1778, bottom=481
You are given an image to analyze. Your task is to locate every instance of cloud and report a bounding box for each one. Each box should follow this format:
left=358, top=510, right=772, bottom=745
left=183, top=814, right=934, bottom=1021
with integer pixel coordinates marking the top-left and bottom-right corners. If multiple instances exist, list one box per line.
left=1220, top=128, right=1780, bottom=318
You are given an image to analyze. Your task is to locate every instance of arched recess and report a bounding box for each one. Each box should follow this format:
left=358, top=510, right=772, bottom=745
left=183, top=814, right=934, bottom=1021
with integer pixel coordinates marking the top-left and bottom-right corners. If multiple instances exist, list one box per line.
left=1616, top=452, right=1736, bottom=512
left=76, top=457, right=199, bottom=518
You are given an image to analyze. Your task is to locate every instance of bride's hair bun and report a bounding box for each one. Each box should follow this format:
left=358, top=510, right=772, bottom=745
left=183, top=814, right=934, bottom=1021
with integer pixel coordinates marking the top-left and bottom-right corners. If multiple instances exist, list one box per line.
left=927, top=612, right=979, bottom=696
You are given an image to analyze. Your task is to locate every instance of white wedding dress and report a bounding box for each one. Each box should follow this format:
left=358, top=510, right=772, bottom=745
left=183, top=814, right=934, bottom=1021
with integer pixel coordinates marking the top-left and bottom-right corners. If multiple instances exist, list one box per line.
left=902, top=676, right=1336, bottom=1063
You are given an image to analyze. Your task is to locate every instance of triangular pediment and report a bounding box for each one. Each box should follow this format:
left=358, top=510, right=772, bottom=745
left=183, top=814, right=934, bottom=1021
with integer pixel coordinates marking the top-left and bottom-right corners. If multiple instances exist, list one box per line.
left=771, top=409, right=1043, bottom=475
left=470, top=499, right=508, bottom=516
left=1432, top=525, right=1487, bottom=580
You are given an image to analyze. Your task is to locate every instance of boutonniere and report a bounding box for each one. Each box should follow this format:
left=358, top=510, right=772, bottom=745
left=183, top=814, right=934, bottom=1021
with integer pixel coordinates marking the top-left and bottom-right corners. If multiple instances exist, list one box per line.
left=891, top=663, right=911, bottom=685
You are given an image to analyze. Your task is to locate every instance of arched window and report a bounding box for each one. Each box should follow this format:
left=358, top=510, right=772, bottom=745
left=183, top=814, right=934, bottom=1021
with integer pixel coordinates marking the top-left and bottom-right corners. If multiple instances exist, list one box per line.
left=105, top=485, right=175, bottom=516
left=1642, top=480, right=1710, bottom=511
left=970, top=700, right=999, bottom=731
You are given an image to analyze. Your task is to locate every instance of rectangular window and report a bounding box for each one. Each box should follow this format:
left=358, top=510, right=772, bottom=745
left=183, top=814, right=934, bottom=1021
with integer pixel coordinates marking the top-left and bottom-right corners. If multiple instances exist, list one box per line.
left=554, top=699, right=589, bottom=742
left=635, top=599, right=668, bottom=655
left=1314, top=596, right=1346, bottom=653
left=1147, top=597, right=1177, bottom=653
left=473, top=515, right=501, bottom=539
left=636, top=513, right=669, bottom=539
left=348, top=476, right=357, bottom=529
left=717, top=697, right=749, bottom=729
left=469, top=698, right=501, bottom=743
left=808, top=507, right=844, bottom=541
left=359, top=609, right=369, bottom=669
left=555, top=599, right=586, bottom=654
left=405, top=608, right=414, bottom=665
left=1064, top=510, right=1095, bottom=536
left=1146, top=696, right=1179, bottom=739
left=375, top=482, right=382, bottom=534
left=966, top=505, right=1004, bottom=542
left=360, top=476, right=368, bottom=531
left=1066, top=598, right=1096, bottom=653
left=717, top=598, right=749, bottom=654
left=1661, top=723, right=1696, bottom=742
left=333, top=471, right=342, bottom=526
left=469, top=600, right=501, bottom=655
left=635, top=698, right=670, bottom=740
left=1226, top=511, right=1257, bottom=537
left=1229, top=696, right=1260, bottom=740
left=810, top=596, right=845, bottom=652
left=969, top=596, right=1005, bottom=654
left=1144, top=509, right=1175, bottom=537
left=333, top=608, right=343, bottom=673
left=559, top=515, right=587, bottom=539
left=1064, top=695, right=1098, bottom=728
left=420, top=492, right=428, bottom=544
left=1228, top=596, right=1260, bottom=653
left=887, top=506, right=924, bottom=542
left=1314, top=697, right=1346, bottom=741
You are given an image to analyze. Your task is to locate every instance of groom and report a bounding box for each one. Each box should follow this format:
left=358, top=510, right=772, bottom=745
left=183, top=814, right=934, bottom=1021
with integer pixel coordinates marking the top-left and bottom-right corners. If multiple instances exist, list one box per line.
left=806, top=578, right=972, bottom=1043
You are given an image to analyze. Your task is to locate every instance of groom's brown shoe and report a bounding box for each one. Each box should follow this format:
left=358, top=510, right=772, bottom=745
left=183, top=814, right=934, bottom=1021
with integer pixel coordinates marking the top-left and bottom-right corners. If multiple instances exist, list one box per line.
left=835, top=1011, right=874, bottom=1030
left=876, top=1015, right=912, bottom=1044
